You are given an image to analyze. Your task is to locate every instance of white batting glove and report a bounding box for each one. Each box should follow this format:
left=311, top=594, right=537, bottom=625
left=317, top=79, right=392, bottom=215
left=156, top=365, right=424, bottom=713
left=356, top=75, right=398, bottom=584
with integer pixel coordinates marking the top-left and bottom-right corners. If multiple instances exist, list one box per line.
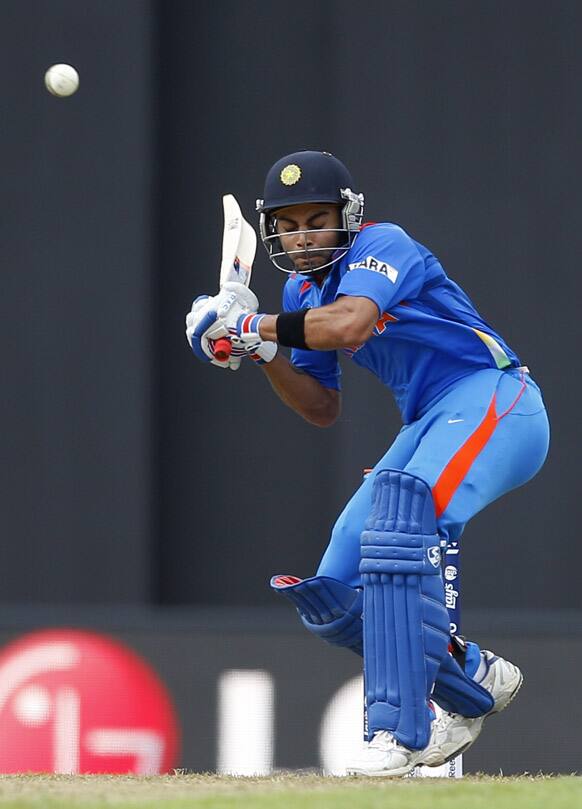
left=186, top=284, right=260, bottom=370
left=215, top=282, right=259, bottom=321
left=185, top=292, right=234, bottom=369
left=230, top=313, right=278, bottom=365
left=218, top=283, right=278, bottom=366
left=247, top=342, right=278, bottom=365
left=214, top=282, right=263, bottom=369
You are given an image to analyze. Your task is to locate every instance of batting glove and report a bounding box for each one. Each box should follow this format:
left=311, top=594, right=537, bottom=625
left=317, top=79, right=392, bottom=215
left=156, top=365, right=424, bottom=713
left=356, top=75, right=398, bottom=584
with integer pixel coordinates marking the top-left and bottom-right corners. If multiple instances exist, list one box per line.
left=231, top=313, right=278, bottom=365
left=185, top=284, right=260, bottom=370
left=214, top=282, right=278, bottom=366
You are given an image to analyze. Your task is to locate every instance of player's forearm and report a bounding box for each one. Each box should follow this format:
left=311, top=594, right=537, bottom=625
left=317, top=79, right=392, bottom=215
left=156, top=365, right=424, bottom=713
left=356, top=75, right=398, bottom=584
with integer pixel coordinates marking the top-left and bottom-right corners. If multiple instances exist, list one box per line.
left=258, top=297, right=378, bottom=350
left=261, top=353, right=340, bottom=428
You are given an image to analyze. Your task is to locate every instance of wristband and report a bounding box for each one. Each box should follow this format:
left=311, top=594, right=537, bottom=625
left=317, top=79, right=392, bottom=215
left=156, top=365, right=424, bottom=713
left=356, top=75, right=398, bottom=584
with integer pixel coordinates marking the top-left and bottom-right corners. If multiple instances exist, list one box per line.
left=276, top=309, right=310, bottom=350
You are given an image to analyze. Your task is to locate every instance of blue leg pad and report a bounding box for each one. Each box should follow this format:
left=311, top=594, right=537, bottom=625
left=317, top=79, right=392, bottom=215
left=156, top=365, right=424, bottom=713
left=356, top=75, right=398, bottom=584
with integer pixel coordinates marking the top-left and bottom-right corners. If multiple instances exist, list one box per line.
left=360, top=470, right=450, bottom=750
left=270, top=574, right=363, bottom=655
left=433, top=651, right=494, bottom=716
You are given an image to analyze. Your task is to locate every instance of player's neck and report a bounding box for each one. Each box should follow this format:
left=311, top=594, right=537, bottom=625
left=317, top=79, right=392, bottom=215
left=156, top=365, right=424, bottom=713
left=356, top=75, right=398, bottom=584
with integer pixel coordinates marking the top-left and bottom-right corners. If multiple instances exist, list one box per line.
left=311, top=269, right=330, bottom=287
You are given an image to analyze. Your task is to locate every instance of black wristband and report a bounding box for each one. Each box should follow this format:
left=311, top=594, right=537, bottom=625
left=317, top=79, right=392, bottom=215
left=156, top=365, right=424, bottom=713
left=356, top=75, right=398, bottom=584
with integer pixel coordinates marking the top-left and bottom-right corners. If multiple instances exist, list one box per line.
left=276, top=309, right=310, bottom=350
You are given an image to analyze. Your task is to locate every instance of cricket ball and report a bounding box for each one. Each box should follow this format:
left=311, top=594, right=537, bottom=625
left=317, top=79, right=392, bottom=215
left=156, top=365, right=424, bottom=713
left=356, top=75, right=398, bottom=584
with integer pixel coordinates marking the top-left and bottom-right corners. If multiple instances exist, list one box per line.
left=44, top=64, right=79, bottom=97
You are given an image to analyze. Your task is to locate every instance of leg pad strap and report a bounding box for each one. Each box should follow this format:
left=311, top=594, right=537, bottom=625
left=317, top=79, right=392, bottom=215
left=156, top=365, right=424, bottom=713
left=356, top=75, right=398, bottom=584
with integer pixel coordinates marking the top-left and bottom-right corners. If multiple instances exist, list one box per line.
left=270, top=574, right=363, bottom=655
left=433, top=650, right=494, bottom=716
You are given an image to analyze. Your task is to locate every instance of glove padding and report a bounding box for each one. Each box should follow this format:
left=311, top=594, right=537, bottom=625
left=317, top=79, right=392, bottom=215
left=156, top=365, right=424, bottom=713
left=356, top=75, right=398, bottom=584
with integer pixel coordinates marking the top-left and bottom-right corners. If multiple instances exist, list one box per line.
left=205, top=281, right=278, bottom=367
left=185, top=283, right=260, bottom=370
left=231, top=313, right=277, bottom=365
left=215, top=286, right=277, bottom=365
left=186, top=293, right=232, bottom=369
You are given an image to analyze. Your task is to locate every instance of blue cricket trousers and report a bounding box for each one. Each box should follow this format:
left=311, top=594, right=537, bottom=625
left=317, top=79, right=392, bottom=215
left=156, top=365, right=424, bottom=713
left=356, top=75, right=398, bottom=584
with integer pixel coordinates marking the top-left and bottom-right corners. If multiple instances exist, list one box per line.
left=317, top=368, right=550, bottom=587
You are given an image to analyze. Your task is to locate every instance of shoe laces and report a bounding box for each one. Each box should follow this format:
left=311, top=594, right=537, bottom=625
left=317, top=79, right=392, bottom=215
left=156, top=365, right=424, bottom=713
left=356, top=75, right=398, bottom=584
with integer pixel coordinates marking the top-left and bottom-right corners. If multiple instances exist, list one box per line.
left=434, top=711, right=458, bottom=728
left=369, top=731, right=401, bottom=751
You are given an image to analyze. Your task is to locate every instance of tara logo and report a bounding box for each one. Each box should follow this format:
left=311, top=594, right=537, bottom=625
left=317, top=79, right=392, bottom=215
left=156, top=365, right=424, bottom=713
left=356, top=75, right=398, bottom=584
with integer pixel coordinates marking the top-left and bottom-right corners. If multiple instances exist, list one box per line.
left=347, top=255, right=399, bottom=283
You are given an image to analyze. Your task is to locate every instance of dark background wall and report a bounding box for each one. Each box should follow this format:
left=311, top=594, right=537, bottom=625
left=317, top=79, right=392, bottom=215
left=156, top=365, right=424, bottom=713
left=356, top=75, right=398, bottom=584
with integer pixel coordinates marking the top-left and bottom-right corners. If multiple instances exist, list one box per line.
left=0, top=0, right=155, bottom=601
left=0, top=0, right=580, bottom=610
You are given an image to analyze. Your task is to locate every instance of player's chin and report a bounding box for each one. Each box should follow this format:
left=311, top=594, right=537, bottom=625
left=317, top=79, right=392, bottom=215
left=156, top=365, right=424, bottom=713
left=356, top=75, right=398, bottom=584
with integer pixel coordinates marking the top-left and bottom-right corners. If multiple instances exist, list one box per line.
left=293, top=255, right=328, bottom=273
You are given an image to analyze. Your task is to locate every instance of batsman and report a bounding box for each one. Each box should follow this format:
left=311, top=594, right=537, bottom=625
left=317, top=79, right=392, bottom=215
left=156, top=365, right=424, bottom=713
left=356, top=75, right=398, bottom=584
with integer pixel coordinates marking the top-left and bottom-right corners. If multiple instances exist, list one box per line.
left=186, top=151, right=550, bottom=776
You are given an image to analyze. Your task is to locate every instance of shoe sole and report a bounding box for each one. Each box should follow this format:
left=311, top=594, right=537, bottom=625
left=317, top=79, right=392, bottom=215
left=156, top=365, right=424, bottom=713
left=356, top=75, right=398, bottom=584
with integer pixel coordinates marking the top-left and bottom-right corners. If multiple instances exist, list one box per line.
left=346, top=764, right=416, bottom=777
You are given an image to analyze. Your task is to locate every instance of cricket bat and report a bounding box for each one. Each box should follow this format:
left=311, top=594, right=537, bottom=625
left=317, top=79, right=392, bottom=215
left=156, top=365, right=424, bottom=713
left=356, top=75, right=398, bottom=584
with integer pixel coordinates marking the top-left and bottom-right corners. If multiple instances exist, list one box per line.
left=213, top=195, right=257, bottom=361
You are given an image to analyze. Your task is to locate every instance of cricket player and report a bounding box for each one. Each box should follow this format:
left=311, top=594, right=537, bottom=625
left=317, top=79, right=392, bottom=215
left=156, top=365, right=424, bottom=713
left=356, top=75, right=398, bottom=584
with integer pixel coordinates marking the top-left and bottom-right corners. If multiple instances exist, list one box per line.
left=186, top=151, right=550, bottom=776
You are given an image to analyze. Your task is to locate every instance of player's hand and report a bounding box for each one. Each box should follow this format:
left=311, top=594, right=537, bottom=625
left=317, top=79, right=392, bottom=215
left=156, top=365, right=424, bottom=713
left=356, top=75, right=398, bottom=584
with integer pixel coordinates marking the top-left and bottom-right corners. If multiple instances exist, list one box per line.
left=216, top=283, right=278, bottom=365
left=211, top=282, right=277, bottom=365
left=186, top=293, right=236, bottom=369
left=185, top=284, right=260, bottom=370
left=230, top=313, right=278, bottom=365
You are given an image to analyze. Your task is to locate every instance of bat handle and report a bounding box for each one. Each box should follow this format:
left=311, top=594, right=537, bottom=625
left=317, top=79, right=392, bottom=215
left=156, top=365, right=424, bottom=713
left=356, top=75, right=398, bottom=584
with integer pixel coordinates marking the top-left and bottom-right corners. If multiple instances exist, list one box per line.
left=214, top=337, right=232, bottom=362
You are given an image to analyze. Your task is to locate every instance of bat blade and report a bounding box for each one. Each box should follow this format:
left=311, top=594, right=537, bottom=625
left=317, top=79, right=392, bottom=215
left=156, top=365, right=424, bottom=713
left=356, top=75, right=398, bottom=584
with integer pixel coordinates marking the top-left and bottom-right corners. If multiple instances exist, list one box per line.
left=215, top=195, right=258, bottom=361
left=220, top=194, right=256, bottom=288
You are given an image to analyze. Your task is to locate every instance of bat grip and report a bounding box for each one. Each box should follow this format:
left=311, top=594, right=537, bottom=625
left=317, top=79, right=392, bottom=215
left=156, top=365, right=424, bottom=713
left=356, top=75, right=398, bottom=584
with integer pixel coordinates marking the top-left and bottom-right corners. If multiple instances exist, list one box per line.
left=214, top=337, right=232, bottom=362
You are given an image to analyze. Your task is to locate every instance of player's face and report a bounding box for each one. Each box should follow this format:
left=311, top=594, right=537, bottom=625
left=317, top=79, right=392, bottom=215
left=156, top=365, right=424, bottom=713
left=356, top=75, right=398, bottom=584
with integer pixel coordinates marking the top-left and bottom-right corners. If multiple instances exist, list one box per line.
left=274, top=203, right=342, bottom=273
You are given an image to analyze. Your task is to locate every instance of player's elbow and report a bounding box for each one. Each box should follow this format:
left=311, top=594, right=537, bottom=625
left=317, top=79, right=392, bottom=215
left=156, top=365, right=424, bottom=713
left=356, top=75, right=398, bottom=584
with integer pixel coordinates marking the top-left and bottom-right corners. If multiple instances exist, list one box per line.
left=342, top=316, right=375, bottom=347
left=303, top=392, right=341, bottom=428
left=307, top=410, right=338, bottom=428
left=331, top=297, right=378, bottom=347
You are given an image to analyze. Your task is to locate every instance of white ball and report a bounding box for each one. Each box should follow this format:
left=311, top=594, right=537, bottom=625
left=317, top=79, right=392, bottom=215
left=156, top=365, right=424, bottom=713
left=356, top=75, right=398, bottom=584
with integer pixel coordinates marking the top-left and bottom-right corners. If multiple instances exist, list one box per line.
left=44, top=63, right=79, bottom=97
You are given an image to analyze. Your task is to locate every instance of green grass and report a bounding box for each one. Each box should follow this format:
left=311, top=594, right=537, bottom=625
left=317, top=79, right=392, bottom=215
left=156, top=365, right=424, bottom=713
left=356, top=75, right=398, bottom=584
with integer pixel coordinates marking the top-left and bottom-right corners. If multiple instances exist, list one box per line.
left=0, top=773, right=579, bottom=809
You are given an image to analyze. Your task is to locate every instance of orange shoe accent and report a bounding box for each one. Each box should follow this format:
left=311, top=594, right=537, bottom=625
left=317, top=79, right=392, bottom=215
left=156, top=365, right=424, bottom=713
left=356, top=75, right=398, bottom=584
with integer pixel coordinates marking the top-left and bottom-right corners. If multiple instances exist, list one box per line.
left=433, top=395, right=498, bottom=518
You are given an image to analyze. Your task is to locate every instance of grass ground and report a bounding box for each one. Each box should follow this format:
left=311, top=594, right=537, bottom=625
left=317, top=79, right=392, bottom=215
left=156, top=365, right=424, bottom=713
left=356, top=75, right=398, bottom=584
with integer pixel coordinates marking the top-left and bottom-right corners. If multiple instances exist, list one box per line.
left=0, top=774, right=579, bottom=809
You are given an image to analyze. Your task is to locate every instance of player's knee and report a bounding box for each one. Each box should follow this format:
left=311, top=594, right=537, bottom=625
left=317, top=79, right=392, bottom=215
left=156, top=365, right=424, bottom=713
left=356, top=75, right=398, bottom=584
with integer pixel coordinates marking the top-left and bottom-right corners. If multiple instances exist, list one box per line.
left=359, top=469, right=448, bottom=628
left=270, top=574, right=363, bottom=656
left=360, top=469, right=442, bottom=575
left=360, top=469, right=449, bottom=672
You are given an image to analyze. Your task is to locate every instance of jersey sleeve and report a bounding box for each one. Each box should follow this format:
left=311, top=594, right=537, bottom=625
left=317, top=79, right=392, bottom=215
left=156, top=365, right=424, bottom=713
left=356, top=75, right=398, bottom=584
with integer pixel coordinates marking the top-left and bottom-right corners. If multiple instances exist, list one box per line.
left=336, top=224, right=425, bottom=313
left=282, top=278, right=342, bottom=391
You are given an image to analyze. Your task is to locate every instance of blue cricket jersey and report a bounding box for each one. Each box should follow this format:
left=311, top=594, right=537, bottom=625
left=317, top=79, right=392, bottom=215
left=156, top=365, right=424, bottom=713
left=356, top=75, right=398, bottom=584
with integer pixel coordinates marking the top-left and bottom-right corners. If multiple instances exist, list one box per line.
left=282, top=222, right=521, bottom=424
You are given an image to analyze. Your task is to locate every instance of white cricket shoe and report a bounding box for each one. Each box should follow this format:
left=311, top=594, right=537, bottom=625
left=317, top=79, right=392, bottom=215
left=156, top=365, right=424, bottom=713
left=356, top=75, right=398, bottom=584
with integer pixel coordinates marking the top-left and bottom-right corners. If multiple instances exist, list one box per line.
left=346, top=729, right=435, bottom=777
left=420, top=650, right=523, bottom=767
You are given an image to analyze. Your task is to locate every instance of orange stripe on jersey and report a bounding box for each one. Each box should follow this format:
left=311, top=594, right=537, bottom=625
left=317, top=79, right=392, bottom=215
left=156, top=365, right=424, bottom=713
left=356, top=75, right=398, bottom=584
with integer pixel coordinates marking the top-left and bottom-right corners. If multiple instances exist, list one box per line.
left=375, top=312, right=398, bottom=335
left=433, top=394, right=498, bottom=518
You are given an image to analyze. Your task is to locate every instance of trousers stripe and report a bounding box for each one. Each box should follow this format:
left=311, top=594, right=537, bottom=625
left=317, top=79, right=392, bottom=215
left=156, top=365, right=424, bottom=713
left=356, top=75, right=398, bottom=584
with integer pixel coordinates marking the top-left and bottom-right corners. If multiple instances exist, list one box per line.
left=433, top=376, right=527, bottom=518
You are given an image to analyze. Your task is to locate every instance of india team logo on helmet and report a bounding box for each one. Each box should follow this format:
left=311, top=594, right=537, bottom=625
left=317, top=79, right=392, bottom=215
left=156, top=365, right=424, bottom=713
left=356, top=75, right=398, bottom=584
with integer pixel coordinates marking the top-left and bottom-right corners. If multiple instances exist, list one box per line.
left=280, top=164, right=302, bottom=186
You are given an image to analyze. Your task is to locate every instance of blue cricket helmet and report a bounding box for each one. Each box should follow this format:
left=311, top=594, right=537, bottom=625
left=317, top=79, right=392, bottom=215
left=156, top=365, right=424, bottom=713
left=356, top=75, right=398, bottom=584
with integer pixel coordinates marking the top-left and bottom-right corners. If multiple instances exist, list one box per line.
left=258, top=150, right=356, bottom=212
left=256, top=150, right=365, bottom=275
